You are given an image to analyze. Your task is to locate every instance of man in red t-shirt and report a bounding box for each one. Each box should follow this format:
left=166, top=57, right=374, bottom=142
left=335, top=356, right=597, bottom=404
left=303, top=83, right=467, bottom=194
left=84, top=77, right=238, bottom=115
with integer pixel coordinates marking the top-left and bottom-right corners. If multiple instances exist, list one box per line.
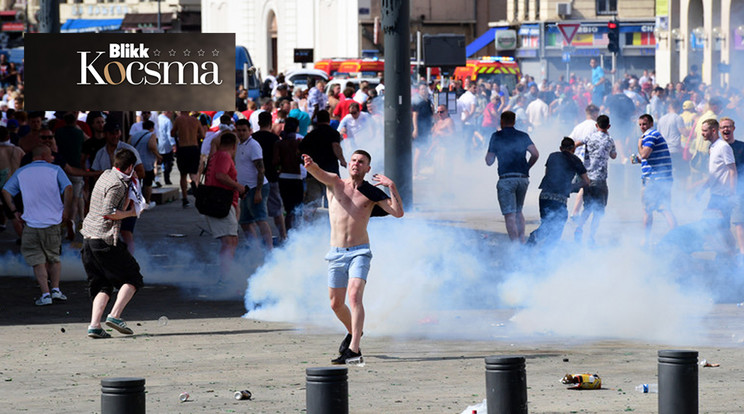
left=202, top=132, right=246, bottom=276
left=333, top=87, right=356, bottom=120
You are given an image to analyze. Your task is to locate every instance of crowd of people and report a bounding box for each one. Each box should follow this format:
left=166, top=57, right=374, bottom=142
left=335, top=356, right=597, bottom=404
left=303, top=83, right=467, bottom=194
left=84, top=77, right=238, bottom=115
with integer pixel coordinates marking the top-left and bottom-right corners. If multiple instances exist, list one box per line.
left=463, top=61, right=743, bottom=267
left=1, top=56, right=743, bottom=349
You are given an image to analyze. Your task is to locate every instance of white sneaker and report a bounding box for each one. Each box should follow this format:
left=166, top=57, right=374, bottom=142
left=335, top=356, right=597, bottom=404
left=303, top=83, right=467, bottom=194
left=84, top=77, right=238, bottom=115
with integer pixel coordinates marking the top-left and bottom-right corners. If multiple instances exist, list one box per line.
left=35, top=295, right=52, bottom=306
left=148, top=201, right=157, bottom=209
left=51, top=290, right=67, bottom=301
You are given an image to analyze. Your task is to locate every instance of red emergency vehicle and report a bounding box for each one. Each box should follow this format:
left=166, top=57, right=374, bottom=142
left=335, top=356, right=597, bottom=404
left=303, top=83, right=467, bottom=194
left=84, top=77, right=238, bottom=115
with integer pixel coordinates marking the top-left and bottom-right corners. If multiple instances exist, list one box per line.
left=453, top=56, right=521, bottom=90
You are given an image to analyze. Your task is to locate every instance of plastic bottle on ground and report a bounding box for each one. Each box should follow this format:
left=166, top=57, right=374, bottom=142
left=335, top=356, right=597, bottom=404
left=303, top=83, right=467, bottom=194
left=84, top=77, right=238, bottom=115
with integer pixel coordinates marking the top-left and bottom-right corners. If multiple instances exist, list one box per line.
left=635, top=383, right=658, bottom=393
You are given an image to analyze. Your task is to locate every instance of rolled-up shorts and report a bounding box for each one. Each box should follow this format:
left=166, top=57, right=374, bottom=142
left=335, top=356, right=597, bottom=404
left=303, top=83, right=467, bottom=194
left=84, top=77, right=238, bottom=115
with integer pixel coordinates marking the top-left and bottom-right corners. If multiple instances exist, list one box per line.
left=69, top=176, right=84, bottom=198
left=583, top=180, right=609, bottom=213
left=21, top=224, right=62, bottom=267
left=732, top=196, right=744, bottom=225
left=642, top=179, right=672, bottom=212
left=325, top=244, right=372, bottom=288
left=497, top=177, right=529, bottom=215
left=143, top=170, right=155, bottom=188
left=176, top=145, right=200, bottom=175
left=82, top=238, right=144, bottom=299
left=239, top=185, right=269, bottom=224
left=707, top=194, right=734, bottom=224
left=267, top=181, right=284, bottom=217
left=203, top=205, right=238, bottom=239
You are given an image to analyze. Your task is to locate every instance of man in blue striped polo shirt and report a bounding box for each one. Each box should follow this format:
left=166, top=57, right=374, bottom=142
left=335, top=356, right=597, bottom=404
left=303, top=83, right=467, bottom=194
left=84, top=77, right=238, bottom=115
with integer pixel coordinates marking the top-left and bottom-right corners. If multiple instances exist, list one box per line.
left=638, top=114, right=677, bottom=245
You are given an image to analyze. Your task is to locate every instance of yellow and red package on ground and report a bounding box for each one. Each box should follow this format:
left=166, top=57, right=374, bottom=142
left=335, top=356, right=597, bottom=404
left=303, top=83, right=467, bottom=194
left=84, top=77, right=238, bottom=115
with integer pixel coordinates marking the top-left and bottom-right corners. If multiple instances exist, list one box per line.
left=560, top=373, right=602, bottom=389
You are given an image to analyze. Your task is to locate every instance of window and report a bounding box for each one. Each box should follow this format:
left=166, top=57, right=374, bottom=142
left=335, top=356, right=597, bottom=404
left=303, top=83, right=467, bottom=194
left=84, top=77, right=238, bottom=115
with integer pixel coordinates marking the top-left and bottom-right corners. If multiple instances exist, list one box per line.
left=596, top=0, right=617, bottom=15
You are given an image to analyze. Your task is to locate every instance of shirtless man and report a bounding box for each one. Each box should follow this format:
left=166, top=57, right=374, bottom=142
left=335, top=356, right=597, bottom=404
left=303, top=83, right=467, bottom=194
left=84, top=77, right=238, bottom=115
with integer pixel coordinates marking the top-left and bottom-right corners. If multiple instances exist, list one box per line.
left=302, top=150, right=404, bottom=365
left=171, top=111, right=204, bottom=207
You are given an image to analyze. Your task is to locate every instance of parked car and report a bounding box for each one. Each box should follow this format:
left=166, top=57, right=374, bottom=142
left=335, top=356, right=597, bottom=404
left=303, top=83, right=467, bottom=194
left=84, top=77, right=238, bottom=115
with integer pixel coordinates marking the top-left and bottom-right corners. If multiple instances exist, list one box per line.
left=236, top=45, right=261, bottom=101
left=285, top=68, right=329, bottom=91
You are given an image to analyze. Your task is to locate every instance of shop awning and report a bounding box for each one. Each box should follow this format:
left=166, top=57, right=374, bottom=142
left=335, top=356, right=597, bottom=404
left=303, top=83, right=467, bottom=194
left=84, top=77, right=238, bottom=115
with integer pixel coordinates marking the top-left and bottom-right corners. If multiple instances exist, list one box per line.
left=466, top=27, right=512, bottom=57
left=61, top=18, right=122, bottom=33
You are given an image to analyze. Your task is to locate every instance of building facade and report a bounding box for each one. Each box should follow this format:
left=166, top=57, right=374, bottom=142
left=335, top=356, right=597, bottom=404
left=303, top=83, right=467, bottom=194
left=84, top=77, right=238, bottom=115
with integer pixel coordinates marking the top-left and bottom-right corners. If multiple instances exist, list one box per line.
left=201, top=0, right=504, bottom=77
left=7, top=0, right=200, bottom=33
left=493, top=0, right=656, bottom=83
left=654, top=0, right=744, bottom=90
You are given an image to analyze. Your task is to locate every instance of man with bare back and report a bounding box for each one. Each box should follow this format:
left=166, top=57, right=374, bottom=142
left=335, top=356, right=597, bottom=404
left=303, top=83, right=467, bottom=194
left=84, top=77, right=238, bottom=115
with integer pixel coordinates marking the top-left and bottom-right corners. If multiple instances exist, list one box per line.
left=302, top=149, right=404, bottom=365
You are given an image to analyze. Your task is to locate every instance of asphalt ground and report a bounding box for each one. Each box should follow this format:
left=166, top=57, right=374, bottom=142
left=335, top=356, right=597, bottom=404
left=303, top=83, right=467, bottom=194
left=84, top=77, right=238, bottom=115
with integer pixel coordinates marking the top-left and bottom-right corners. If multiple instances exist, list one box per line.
left=2, top=170, right=744, bottom=413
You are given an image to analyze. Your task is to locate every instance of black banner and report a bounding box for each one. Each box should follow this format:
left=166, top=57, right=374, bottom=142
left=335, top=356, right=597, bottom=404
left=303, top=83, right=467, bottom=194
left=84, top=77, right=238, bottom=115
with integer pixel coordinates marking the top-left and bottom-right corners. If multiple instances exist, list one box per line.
left=26, top=33, right=236, bottom=111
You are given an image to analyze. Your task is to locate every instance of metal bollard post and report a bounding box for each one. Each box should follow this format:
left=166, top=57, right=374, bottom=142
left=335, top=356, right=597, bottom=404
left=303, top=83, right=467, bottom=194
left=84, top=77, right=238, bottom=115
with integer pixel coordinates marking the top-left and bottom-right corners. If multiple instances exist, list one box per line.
left=101, top=377, right=146, bottom=414
left=306, top=367, right=348, bottom=414
left=658, top=350, right=698, bottom=414
left=485, top=356, right=528, bottom=414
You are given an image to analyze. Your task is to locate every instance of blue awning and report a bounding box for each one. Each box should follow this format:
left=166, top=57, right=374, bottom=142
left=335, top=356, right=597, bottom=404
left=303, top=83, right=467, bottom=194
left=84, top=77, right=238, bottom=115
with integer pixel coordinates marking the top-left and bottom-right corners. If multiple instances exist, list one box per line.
left=61, top=18, right=122, bottom=33
left=467, top=27, right=507, bottom=57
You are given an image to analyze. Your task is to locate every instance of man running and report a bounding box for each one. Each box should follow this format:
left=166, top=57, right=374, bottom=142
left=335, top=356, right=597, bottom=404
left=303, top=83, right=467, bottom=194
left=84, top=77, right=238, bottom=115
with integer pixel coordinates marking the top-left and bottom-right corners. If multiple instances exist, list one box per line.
left=302, top=150, right=404, bottom=365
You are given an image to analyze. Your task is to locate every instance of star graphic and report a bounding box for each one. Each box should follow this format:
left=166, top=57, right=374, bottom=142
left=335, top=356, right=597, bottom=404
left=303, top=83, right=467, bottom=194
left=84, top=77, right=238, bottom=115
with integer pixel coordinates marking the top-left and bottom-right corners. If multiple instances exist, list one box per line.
left=212, top=49, right=220, bottom=57
left=168, top=49, right=176, bottom=57
left=183, top=49, right=191, bottom=57
left=153, top=49, right=161, bottom=57
left=197, top=49, right=205, bottom=57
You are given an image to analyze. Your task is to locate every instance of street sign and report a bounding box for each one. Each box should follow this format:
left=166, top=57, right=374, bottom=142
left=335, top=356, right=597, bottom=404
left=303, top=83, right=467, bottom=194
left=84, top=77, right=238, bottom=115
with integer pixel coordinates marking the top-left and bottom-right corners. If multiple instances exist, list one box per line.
left=557, top=23, right=580, bottom=45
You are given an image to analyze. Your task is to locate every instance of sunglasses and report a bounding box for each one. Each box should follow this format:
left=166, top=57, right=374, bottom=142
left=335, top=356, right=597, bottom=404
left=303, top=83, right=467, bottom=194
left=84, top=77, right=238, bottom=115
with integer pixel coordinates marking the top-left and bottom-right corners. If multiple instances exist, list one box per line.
left=40, top=135, right=54, bottom=139
left=437, top=111, right=446, bottom=114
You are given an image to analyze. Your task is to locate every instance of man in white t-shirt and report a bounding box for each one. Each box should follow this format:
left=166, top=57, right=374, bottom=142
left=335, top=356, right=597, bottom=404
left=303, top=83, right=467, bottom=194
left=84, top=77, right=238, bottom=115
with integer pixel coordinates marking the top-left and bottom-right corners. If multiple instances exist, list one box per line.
left=250, top=100, right=273, bottom=132
left=568, top=104, right=599, bottom=217
left=657, top=99, right=688, bottom=182
left=234, top=119, right=273, bottom=250
left=457, top=81, right=478, bottom=150
left=338, top=102, right=373, bottom=145
left=157, top=111, right=175, bottom=185
left=352, top=81, right=370, bottom=105
left=699, top=118, right=737, bottom=253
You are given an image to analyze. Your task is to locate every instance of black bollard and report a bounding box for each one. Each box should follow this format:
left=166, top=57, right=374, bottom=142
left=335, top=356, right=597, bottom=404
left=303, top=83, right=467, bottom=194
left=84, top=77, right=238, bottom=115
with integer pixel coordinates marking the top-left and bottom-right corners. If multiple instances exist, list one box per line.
left=101, top=377, right=146, bottom=414
left=485, top=356, right=528, bottom=414
left=658, top=350, right=698, bottom=414
left=306, top=367, right=348, bottom=414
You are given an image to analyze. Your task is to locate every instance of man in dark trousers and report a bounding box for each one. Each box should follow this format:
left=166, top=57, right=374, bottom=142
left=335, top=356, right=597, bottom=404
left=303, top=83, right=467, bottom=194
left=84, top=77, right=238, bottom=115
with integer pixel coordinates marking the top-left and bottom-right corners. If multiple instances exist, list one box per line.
left=527, top=138, right=590, bottom=246
left=80, top=148, right=144, bottom=338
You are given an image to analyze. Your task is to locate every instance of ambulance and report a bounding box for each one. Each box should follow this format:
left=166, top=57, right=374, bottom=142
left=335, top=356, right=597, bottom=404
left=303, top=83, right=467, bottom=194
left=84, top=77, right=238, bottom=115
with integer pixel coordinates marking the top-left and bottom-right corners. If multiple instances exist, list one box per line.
left=453, top=56, right=521, bottom=91
left=314, top=58, right=347, bottom=79
left=334, top=58, right=385, bottom=79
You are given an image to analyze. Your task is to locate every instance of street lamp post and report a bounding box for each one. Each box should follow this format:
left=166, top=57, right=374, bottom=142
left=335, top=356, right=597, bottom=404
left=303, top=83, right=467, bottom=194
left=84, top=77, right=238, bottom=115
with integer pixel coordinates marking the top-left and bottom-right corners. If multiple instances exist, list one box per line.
left=381, top=0, right=413, bottom=209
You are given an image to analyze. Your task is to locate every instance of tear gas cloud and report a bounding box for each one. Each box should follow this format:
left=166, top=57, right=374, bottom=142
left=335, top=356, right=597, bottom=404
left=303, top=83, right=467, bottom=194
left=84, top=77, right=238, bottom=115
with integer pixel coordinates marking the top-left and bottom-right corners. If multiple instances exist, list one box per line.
left=241, top=110, right=739, bottom=345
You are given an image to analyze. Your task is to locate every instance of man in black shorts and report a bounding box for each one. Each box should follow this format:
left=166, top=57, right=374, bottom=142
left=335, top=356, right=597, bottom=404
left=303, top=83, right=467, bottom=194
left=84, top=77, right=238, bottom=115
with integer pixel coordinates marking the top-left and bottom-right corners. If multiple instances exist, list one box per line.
left=80, top=148, right=144, bottom=339
left=171, top=111, right=204, bottom=207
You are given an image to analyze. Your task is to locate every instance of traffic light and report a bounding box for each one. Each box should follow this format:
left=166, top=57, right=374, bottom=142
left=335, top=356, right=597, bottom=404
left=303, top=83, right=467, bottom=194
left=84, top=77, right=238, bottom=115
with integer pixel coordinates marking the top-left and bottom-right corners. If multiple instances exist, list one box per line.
left=607, top=20, right=620, bottom=54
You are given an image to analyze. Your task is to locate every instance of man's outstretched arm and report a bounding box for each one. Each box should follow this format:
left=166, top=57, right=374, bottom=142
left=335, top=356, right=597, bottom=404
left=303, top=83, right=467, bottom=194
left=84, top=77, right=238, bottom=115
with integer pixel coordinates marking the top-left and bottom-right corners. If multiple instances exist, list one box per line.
left=303, top=154, right=341, bottom=187
left=372, top=173, right=404, bottom=218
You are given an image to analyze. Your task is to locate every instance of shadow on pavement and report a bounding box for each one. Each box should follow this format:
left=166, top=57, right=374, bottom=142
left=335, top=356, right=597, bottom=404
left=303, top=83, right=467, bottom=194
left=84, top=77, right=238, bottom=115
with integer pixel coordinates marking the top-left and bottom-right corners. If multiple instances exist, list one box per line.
left=0, top=276, right=246, bottom=326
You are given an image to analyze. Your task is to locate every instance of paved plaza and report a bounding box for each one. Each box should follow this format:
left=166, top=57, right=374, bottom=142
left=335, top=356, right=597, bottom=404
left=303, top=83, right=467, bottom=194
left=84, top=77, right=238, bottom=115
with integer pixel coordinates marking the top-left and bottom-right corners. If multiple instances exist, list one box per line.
left=1, top=175, right=743, bottom=413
